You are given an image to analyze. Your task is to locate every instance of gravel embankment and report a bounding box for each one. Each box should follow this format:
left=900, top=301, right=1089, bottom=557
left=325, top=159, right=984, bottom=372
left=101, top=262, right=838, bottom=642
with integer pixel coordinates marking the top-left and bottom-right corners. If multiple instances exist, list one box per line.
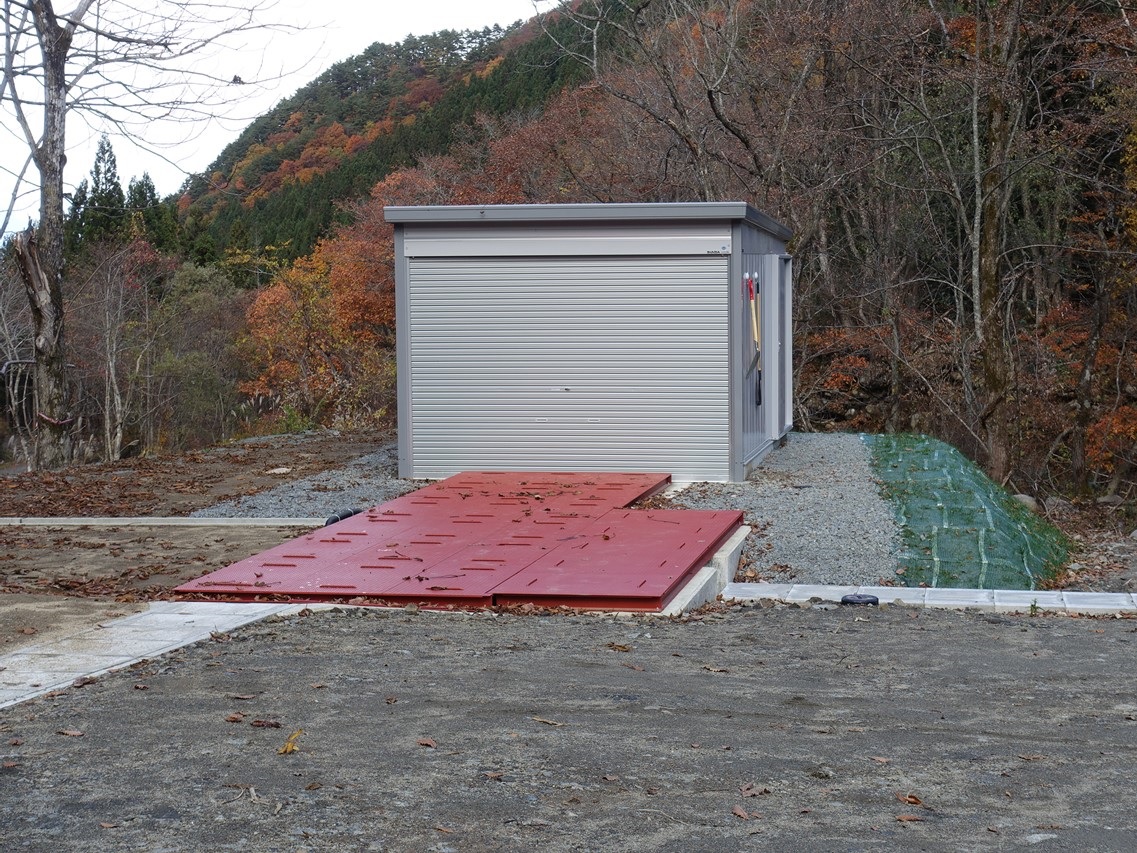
left=192, top=433, right=901, bottom=585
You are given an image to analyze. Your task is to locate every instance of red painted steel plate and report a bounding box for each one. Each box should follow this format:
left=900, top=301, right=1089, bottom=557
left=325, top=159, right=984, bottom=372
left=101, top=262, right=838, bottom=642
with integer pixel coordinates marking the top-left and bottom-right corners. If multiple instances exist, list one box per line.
left=491, top=509, right=743, bottom=610
left=175, top=471, right=741, bottom=612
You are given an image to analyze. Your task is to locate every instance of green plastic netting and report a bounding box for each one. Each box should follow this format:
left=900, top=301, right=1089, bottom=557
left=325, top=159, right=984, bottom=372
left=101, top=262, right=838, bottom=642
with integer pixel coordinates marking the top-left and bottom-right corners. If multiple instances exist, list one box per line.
left=865, top=434, right=1069, bottom=590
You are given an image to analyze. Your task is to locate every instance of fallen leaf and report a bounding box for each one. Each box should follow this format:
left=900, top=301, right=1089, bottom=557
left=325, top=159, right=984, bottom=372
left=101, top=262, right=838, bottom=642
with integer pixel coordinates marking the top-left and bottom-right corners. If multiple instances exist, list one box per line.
left=606, top=642, right=632, bottom=652
left=988, top=827, right=1000, bottom=834
left=895, top=793, right=923, bottom=806
left=732, top=805, right=750, bottom=820
left=99, top=822, right=118, bottom=829
left=2, top=761, right=18, bottom=769
left=19, top=627, right=37, bottom=636
left=417, top=738, right=437, bottom=749
left=225, top=712, right=246, bottom=723
left=483, top=771, right=505, bottom=780
left=385, top=696, right=398, bottom=704
left=434, top=826, right=453, bottom=834
left=133, top=684, right=149, bottom=691
left=1018, top=754, right=1046, bottom=761
left=230, top=693, right=256, bottom=701
left=602, top=774, right=619, bottom=782
left=703, top=665, right=729, bottom=673
left=278, top=729, right=303, bottom=755
left=740, top=783, right=771, bottom=797
left=896, top=815, right=924, bottom=822
left=57, top=729, right=84, bottom=738
left=531, top=717, right=565, bottom=727
left=870, top=756, right=891, bottom=764
left=311, top=683, right=327, bottom=689
left=645, top=786, right=660, bottom=795
left=621, top=663, right=645, bottom=672
left=8, top=738, right=22, bottom=746
left=251, top=720, right=282, bottom=728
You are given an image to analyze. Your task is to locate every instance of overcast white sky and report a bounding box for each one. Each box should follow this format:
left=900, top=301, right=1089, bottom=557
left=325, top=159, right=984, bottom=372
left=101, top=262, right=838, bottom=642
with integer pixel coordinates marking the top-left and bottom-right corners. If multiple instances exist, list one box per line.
left=3, top=0, right=551, bottom=232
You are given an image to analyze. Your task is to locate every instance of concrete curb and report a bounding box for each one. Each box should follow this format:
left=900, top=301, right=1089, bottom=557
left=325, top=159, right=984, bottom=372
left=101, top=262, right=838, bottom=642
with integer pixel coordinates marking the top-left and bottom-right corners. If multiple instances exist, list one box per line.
left=722, top=582, right=1137, bottom=615
left=661, top=525, right=750, bottom=616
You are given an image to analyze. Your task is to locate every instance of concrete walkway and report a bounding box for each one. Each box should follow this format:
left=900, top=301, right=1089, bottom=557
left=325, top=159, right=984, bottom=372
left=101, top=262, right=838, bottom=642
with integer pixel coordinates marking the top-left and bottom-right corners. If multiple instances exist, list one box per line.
left=0, top=601, right=303, bottom=710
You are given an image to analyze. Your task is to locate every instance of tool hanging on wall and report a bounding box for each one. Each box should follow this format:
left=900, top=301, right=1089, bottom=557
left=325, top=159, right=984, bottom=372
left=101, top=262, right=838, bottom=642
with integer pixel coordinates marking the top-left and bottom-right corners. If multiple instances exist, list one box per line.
left=745, top=273, right=762, bottom=406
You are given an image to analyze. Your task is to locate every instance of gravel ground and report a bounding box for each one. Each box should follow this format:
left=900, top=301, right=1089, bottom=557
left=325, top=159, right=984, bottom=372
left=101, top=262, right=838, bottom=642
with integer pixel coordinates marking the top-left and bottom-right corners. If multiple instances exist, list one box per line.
left=189, top=441, right=419, bottom=520
left=673, top=433, right=901, bottom=586
left=190, top=433, right=901, bottom=586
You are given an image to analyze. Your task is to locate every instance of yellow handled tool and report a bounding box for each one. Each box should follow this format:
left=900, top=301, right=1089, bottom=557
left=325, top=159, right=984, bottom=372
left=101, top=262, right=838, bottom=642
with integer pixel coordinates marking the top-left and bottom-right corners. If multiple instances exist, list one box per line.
left=746, top=276, right=762, bottom=406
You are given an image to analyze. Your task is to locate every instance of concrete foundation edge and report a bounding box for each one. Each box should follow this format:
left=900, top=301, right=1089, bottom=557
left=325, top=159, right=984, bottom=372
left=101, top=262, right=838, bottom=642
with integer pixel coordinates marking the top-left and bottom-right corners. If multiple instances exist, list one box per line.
left=660, top=525, right=750, bottom=616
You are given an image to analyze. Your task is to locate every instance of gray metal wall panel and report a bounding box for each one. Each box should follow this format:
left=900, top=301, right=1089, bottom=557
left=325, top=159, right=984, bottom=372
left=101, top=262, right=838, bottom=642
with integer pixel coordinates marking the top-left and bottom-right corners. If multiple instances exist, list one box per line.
left=405, top=256, right=730, bottom=481
left=402, top=221, right=732, bottom=258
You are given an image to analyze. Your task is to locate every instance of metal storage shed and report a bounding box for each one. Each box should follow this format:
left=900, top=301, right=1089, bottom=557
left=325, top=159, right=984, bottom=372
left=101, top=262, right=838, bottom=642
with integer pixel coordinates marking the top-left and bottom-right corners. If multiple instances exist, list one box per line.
left=385, top=202, right=793, bottom=482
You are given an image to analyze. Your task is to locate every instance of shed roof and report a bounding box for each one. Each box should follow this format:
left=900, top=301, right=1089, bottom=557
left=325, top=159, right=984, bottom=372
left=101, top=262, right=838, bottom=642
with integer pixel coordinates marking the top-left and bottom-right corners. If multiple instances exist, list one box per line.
left=383, top=202, right=791, bottom=242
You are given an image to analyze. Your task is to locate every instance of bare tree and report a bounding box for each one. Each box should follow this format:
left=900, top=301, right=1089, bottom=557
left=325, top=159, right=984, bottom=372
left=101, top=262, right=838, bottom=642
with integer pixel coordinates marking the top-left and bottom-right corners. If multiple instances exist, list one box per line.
left=1, top=0, right=291, bottom=468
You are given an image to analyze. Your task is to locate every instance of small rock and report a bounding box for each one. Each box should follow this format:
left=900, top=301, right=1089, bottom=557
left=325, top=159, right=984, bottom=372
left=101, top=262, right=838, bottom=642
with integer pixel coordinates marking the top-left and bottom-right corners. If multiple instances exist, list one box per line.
left=1129, top=529, right=1137, bottom=541
left=266, top=467, right=292, bottom=475
left=1044, top=497, right=1075, bottom=518
left=1096, top=494, right=1124, bottom=506
left=1012, top=494, right=1040, bottom=513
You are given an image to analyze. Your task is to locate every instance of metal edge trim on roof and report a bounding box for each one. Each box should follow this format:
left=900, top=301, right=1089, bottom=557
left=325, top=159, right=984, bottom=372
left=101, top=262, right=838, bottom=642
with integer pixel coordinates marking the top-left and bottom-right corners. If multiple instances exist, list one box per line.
left=384, top=202, right=792, bottom=241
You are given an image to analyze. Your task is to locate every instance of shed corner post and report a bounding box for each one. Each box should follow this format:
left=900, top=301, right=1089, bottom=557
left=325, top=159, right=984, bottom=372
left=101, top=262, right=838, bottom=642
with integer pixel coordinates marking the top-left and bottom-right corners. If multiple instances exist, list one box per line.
left=393, top=221, right=414, bottom=479
left=780, top=254, right=794, bottom=437
left=728, top=216, right=747, bottom=483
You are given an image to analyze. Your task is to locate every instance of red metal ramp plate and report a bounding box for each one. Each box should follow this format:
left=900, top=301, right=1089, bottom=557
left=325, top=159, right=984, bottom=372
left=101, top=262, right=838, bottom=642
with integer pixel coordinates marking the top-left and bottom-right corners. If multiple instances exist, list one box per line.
left=364, top=505, right=624, bottom=606
left=176, top=507, right=525, bottom=602
left=490, top=509, right=744, bottom=611
left=415, top=471, right=671, bottom=514
left=175, top=471, right=683, bottom=607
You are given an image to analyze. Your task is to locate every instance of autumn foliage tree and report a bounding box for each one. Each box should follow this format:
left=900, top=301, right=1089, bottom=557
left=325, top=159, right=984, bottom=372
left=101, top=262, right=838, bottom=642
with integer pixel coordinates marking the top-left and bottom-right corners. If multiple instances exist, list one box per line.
left=242, top=216, right=396, bottom=428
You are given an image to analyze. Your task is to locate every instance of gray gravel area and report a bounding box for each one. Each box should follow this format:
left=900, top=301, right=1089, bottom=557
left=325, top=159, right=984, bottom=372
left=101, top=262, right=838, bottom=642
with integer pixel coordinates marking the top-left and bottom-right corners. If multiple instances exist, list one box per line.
left=189, top=442, right=420, bottom=520
left=190, top=432, right=901, bottom=586
left=673, top=433, right=900, bottom=585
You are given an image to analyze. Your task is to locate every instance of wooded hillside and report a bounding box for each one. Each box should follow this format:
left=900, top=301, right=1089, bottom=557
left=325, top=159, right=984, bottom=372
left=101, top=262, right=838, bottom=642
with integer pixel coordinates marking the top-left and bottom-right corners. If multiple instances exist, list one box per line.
left=3, top=0, right=1136, bottom=501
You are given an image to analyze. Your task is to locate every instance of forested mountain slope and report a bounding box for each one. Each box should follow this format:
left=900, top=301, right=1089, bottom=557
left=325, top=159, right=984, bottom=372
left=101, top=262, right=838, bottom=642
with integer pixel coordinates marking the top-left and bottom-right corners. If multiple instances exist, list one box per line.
left=178, top=20, right=583, bottom=260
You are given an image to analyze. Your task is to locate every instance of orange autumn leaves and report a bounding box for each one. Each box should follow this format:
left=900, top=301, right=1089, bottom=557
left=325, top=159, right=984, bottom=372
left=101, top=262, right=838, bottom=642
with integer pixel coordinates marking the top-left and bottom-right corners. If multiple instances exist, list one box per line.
left=242, top=223, right=395, bottom=427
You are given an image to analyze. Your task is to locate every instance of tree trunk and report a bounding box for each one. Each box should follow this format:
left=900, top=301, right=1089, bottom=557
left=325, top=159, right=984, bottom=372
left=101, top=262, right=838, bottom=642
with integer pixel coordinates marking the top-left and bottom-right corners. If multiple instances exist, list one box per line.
left=976, top=96, right=1013, bottom=484
left=15, top=1, right=76, bottom=470
left=14, top=230, right=70, bottom=469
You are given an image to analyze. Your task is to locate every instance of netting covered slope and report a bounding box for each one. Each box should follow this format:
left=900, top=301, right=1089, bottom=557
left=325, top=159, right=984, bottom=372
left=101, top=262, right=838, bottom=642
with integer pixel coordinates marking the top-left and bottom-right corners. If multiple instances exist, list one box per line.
left=866, top=434, right=1069, bottom=590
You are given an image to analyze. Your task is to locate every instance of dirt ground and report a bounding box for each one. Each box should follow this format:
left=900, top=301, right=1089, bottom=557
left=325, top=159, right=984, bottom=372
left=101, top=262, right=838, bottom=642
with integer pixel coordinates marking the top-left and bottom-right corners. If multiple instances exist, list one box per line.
left=2, top=603, right=1136, bottom=851
left=0, top=431, right=389, bottom=652
left=0, top=430, right=388, bottom=518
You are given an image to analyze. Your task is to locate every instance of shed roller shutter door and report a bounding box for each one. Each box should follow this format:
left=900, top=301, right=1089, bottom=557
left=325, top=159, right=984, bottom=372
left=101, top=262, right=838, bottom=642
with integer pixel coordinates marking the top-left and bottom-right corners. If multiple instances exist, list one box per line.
left=406, top=256, right=730, bottom=481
